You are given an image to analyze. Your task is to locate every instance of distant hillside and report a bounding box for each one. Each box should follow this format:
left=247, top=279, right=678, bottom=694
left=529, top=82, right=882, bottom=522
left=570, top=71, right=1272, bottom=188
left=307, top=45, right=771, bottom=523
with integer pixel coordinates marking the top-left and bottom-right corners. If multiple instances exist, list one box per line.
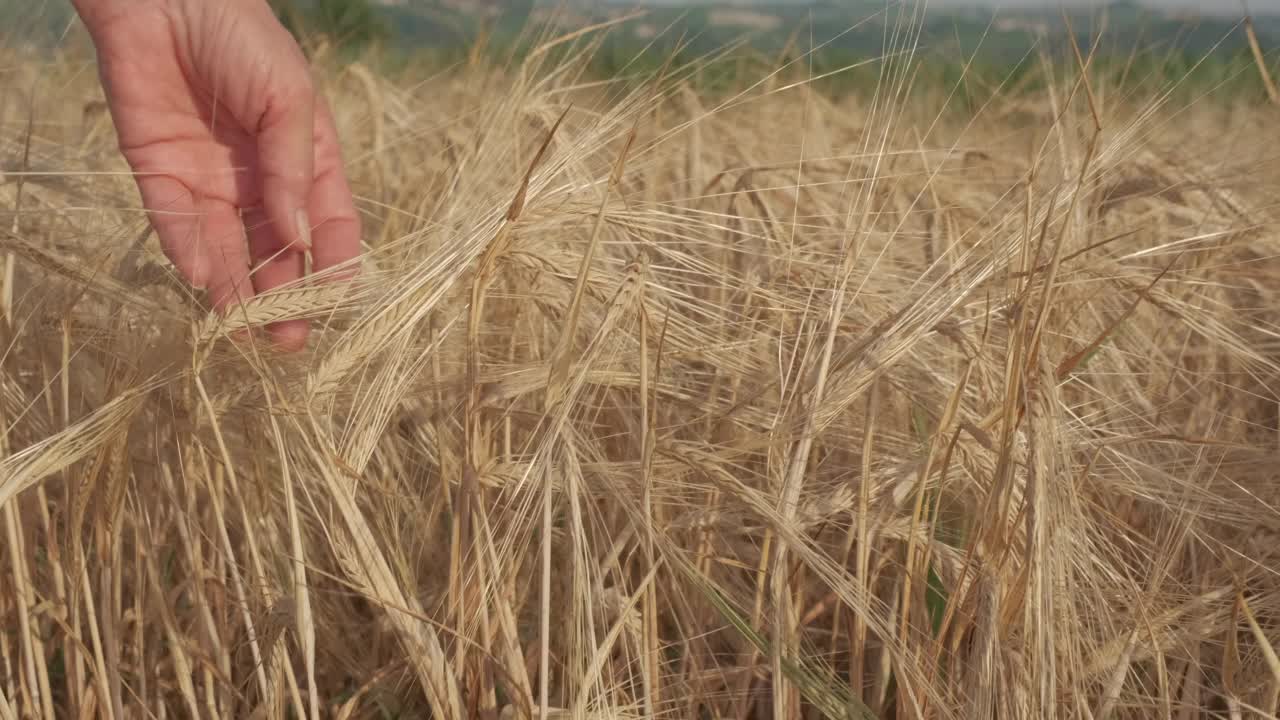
left=374, top=0, right=1278, bottom=65
left=4, top=0, right=1276, bottom=76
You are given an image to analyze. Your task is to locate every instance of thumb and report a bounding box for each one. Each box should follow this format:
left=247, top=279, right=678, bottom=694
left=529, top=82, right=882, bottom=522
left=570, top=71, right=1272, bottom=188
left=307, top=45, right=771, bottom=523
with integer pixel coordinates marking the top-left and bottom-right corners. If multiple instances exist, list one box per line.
left=255, top=71, right=316, bottom=253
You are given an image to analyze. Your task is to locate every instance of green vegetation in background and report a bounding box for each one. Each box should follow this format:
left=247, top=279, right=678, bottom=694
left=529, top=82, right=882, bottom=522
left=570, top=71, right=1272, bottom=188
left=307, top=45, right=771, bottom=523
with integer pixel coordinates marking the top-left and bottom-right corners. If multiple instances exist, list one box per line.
left=0, top=0, right=391, bottom=57
left=370, top=31, right=1276, bottom=109
left=269, top=0, right=390, bottom=56
left=289, top=0, right=1280, bottom=105
left=3, top=0, right=1278, bottom=105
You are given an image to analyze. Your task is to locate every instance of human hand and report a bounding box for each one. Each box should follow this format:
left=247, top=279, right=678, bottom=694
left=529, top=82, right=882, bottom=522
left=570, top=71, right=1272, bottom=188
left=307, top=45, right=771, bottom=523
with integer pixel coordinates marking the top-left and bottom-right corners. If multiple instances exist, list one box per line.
left=73, top=0, right=361, bottom=350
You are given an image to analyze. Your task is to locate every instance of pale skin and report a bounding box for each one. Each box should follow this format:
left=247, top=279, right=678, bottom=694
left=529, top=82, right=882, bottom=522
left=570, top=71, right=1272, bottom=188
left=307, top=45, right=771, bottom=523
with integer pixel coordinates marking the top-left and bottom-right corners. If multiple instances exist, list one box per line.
left=72, top=0, right=362, bottom=350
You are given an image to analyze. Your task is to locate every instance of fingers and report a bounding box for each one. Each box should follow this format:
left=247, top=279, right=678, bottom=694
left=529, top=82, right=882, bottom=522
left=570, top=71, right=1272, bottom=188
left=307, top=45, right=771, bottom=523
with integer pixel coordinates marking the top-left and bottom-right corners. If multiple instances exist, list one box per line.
left=309, top=98, right=362, bottom=279
left=243, top=64, right=318, bottom=352
left=137, top=174, right=253, bottom=311
left=135, top=174, right=207, bottom=288
left=255, top=67, right=317, bottom=258
left=185, top=0, right=316, bottom=255
left=240, top=97, right=359, bottom=352
left=244, top=208, right=310, bottom=351
left=241, top=160, right=356, bottom=353
left=201, top=204, right=255, bottom=314
left=308, top=167, right=362, bottom=280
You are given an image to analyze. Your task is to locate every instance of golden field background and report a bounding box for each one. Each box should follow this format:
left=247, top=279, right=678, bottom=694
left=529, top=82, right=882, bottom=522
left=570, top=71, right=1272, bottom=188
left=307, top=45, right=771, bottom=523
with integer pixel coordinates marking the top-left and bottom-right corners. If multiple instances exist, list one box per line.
left=2, top=11, right=1280, bottom=720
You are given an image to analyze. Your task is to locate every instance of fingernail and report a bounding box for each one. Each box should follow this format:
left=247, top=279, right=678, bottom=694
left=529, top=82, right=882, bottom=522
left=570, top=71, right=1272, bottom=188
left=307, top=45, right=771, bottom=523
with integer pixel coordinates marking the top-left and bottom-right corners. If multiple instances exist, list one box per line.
left=295, top=208, right=313, bottom=250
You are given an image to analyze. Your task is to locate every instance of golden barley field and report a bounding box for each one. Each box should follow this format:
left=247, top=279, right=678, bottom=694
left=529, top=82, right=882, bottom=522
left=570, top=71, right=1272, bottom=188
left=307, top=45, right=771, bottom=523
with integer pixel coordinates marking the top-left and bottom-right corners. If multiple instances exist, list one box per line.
left=2, top=10, right=1280, bottom=720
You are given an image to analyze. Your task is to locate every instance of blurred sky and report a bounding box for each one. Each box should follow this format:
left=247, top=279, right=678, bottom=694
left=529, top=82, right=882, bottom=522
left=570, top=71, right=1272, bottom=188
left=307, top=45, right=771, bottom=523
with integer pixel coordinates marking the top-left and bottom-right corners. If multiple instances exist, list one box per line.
left=641, top=1, right=1279, bottom=14
left=925, top=0, right=1278, bottom=10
